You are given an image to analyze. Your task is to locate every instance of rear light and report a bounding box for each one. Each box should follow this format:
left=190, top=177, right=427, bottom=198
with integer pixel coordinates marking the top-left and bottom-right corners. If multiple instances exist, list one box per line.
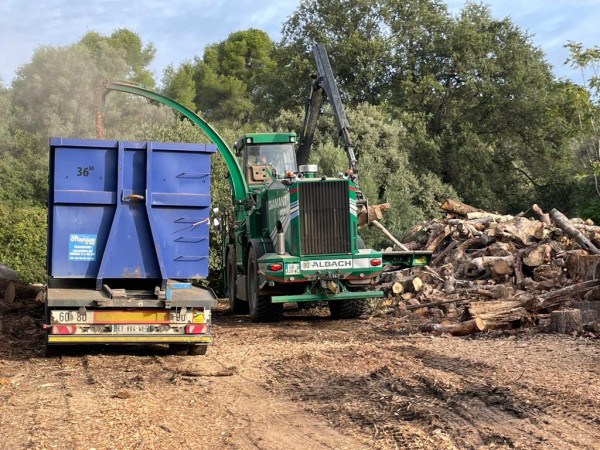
left=268, top=263, right=283, bottom=271
left=370, top=258, right=382, bottom=266
left=185, top=323, right=208, bottom=334
left=51, top=325, right=76, bottom=335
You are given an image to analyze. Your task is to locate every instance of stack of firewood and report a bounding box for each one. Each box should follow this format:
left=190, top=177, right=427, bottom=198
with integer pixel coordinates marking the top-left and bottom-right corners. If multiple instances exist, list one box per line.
left=370, top=199, right=600, bottom=335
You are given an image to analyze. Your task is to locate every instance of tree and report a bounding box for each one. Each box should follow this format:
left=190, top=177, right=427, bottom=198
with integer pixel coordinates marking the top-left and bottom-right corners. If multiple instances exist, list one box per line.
left=277, top=0, right=582, bottom=214
left=162, top=61, right=198, bottom=110
left=80, top=29, right=156, bottom=87
left=162, top=29, right=276, bottom=123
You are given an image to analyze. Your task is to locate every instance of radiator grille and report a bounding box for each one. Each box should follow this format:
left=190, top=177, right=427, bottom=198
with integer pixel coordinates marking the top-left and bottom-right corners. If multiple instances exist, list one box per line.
left=299, top=180, right=350, bottom=255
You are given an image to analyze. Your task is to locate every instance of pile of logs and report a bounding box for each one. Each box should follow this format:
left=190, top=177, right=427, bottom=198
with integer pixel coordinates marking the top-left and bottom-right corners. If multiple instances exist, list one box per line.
left=371, top=199, right=600, bottom=336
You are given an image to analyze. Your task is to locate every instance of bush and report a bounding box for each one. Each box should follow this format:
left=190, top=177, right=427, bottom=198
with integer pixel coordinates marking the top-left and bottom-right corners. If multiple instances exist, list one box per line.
left=0, top=204, right=47, bottom=284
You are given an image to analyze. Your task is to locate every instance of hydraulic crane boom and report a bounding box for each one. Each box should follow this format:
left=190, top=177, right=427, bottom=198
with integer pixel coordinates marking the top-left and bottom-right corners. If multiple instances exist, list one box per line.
left=297, top=44, right=358, bottom=176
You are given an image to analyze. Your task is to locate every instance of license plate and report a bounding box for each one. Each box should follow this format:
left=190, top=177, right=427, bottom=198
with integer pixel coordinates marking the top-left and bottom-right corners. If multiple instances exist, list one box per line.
left=112, top=324, right=156, bottom=334
left=285, top=263, right=300, bottom=275
left=300, top=259, right=353, bottom=271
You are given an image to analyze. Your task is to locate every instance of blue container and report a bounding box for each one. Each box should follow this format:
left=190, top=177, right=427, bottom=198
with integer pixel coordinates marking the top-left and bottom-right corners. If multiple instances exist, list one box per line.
left=48, top=137, right=215, bottom=289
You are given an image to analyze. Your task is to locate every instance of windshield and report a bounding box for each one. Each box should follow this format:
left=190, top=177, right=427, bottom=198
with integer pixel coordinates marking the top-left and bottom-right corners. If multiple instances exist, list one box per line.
left=247, top=143, right=297, bottom=178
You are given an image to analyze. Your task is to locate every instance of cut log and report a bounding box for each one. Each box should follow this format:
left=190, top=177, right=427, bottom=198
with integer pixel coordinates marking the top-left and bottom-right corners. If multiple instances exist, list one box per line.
left=466, top=256, right=515, bottom=277
left=514, top=258, right=524, bottom=286
left=540, top=279, right=600, bottom=300
left=472, top=285, right=512, bottom=299
left=380, top=282, right=404, bottom=296
left=583, top=320, right=600, bottom=332
left=549, top=208, right=600, bottom=255
left=467, top=300, right=527, bottom=329
left=406, top=297, right=461, bottom=311
left=440, top=199, right=483, bottom=216
left=532, top=204, right=551, bottom=226
left=425, top=225, right=451, bottom=252
left=432, top=240, right=458, bottom=265
left=549, top=309, right=582, bottom=334
left=410, top=277, right=423, bottom=293
left=452, top=237, right=482, bottom=265
left=466, top=212, right=513, bottom=222
left=526, top=279, right=600, bottom=311
left=532, top=264, right=562, bottom=283
left=443, top=276, right=456, bottom=293
left=457, top=221, right=481, bottom=238
left=485, top=242, right=513, bottom=257
left=523, top=244, right=552, bottom=267
left=420, top=317, right=486, bottom=336
left=571, top=301, right=600, bottom=321
left=370, top=219, right=409, bottom=251
left=496, top=217, right=545, bottom=245
left=562, top=251, right=600, bottom=280
left=4, top=281, right=15, bottom=303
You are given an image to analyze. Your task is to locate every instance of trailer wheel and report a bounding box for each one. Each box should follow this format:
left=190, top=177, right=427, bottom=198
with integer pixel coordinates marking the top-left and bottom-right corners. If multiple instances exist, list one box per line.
left=328, top=297, right=368, bottom=319
left=169, top=344, right=189, bottom=356
left=227, top=245, right=248, bottom=314
left=247, top=247, right=282, bottom=322
left=189, top=344, right=208, bottom=356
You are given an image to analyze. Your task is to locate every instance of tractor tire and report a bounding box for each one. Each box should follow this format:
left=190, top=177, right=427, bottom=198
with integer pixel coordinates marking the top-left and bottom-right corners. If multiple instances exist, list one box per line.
left=227, top=245, right=248, bottom=314
left=328, top=236, right=372, bottom=318
left=328, top=298, right=368, bottom=319
left=189, top=344, right=208, bottom=356
left=247, top=247, right=282, bottom=322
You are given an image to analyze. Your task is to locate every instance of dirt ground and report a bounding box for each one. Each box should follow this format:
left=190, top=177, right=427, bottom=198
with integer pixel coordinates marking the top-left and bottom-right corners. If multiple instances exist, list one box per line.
left=1, top=300, right=600, bottom=450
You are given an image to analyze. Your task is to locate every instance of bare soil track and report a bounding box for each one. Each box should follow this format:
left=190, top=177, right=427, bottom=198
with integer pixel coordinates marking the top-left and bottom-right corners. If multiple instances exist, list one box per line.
left=1, top=300, right=600, bottom=449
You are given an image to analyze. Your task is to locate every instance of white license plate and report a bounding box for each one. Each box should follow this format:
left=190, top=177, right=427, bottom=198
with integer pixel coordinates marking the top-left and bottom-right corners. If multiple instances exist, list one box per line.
left=51, top=310, right=93, bottom=324
left=112, top=324, right=156, bottom=334
left=300, top=259, right=353, bottom=270
left=285, top=263, right=300, bottom=275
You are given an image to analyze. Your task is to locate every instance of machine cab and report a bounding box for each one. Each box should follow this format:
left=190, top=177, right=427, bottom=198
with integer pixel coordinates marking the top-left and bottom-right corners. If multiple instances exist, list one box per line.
left=235, top=133, right=298, bottom=185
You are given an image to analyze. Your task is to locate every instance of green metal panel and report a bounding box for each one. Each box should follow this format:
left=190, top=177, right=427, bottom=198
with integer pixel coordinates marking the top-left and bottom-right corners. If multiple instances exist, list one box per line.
left=239, top=133, right=297, bottom=145
left=381, top=250, right=433, bottom=268
left=99, top=81, right=248, bottom=203
left=271, top=289, right=383, bottom=303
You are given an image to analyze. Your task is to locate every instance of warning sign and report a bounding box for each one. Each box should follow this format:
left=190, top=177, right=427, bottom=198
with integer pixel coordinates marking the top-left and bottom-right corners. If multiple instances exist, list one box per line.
left=68, top=234, right=97, bottom=261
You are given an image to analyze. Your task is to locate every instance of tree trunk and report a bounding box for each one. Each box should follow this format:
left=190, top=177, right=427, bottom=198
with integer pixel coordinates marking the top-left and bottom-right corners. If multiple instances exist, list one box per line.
left=467, top=300, right=527, bottom=329
left=466, top=256, right=514, bottom=277
left=4, top=281, right=15, bottom=303
left=532, top=204, right=551, bottom=226
left=420, top=317, right=486, bottom=336
left=523, top=244, right=551, bottom=267
left=425, top=225, right=451, bottom=252
left=440, top=199, right=483, bottom=216
left=549, top=208, right=600, bottom=255
left=549, top=309, right=582, bottom=334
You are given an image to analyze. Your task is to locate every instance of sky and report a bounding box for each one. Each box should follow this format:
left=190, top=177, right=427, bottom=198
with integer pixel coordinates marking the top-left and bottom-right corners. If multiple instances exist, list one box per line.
left=0, top=0, right=599, bottom=86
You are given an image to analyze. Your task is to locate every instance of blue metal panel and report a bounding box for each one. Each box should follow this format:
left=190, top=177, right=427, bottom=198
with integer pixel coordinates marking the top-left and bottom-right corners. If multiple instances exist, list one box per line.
left=48, top=137, right=215, bottom=288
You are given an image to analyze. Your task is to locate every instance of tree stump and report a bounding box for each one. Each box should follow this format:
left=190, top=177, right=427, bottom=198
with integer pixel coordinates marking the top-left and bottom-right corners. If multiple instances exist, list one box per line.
left=549, top=309, right=582, bottom=334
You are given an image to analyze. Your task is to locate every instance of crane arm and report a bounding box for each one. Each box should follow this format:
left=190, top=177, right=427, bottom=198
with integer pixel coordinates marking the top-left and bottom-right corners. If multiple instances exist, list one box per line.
left=297, top=44, right=357, bottom=175
left=95, top=80, right=249, bottom=203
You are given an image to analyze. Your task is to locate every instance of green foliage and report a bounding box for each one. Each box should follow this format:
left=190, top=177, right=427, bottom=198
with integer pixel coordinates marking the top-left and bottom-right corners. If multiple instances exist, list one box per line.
left=80, top=29, right=156, bottom=87
left=162, top=61, right=198, bottom=110
left=162, top=29, right=276, bottom=124
left=0, top=204, right=47, bottom=283
left=3, top=13, right=600, bottom=286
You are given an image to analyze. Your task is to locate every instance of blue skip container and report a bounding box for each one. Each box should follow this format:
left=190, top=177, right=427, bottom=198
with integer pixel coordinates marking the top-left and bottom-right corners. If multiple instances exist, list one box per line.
left=48, top=138, right=215, bottom=290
